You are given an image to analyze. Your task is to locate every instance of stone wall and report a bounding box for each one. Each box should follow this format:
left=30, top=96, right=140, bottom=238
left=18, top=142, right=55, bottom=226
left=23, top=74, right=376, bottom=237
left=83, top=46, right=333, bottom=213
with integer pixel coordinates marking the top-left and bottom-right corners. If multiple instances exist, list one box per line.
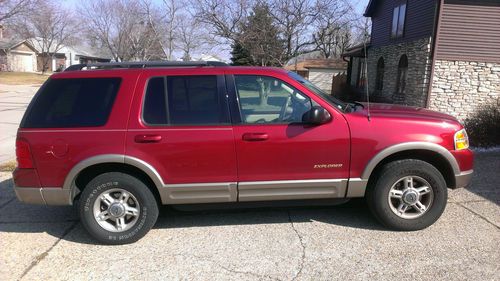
left=429, top=60, right=500, bottom=121
left=366, top=37, right=433, bottom=107
left=350, top=57, right=361, bottom=87
left=0, top=54, right=7, bottom=71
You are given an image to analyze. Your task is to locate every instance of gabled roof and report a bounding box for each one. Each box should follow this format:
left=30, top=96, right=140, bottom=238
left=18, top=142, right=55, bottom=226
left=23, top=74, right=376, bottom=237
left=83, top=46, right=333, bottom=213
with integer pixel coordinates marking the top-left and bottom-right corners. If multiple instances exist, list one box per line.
left=363, top=0, right=377, bottom=17
left=27, top=38, right=112, bottom=60
left=27, top=37, right=72, bottom=54
left=0, top=38, right=34, bottom=51
left=342, top=43, right=370, bottom=58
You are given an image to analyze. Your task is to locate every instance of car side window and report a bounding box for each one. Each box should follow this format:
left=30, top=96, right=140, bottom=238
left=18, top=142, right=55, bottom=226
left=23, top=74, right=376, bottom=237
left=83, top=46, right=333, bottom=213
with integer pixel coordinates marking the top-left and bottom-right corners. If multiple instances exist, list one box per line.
left=234, top=75, right=312, bottom=124
left=142, top=75, right=229, bottom=126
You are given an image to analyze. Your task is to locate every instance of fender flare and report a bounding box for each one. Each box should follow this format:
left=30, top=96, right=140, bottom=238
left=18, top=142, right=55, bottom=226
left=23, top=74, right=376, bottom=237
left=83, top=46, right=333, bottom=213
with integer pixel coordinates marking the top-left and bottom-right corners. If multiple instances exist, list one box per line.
left=63, top=154, right=165, bottom=201
left=360, top=142, right=460, bottom=180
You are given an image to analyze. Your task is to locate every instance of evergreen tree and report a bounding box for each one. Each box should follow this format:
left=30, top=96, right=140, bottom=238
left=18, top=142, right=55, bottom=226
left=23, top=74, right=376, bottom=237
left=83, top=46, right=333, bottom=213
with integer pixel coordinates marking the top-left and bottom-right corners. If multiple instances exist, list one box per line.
left=230, top=42, right=254, bottom=65
left=231, top=3, right=285, bottom=66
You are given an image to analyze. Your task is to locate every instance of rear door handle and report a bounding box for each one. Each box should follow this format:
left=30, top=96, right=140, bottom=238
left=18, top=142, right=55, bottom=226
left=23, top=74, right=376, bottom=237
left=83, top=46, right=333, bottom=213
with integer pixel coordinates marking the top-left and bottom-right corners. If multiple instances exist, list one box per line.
left=242, top=133, right=269, bottom=141
left=134, top=134, right=162, bottom=143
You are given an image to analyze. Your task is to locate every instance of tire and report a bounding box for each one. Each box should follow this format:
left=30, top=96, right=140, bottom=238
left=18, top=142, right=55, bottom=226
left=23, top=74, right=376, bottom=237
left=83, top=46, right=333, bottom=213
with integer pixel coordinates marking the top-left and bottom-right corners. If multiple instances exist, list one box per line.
left=78, top=172, right=159, bottom=244
left=366, top=159, right=447, bottom=231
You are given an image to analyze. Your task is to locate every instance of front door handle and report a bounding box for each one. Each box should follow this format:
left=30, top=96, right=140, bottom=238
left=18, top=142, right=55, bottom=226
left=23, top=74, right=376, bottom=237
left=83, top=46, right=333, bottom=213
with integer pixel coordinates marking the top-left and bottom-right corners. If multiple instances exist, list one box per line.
left=242, top=133, right=269, bottom=141
left=135, top=134, right=162, bottom=143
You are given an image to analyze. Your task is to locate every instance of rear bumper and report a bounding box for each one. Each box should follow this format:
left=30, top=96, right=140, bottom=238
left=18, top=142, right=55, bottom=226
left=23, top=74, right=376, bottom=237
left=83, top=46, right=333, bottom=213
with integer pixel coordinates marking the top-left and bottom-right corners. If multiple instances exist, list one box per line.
left=454, top=169, right=473, bottom=189
left=14, top=186, right=72, bottom=205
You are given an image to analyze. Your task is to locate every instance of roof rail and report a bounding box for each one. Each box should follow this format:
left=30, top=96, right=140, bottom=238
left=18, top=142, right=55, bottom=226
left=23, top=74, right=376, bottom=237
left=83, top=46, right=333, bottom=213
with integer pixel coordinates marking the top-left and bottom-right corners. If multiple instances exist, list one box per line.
left=64, top=61, right=228, bottom=71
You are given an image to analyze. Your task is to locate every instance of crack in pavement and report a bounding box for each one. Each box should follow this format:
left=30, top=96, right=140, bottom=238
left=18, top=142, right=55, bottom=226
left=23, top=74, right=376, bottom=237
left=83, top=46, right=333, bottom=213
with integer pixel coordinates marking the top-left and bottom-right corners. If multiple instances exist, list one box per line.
left=451, top=202, right=500, bottom=230
left=287, top=210, right=306, bottom=281
left=18, top=221, right=79, bottom=280
left=173, top=253, right=279, bottom=280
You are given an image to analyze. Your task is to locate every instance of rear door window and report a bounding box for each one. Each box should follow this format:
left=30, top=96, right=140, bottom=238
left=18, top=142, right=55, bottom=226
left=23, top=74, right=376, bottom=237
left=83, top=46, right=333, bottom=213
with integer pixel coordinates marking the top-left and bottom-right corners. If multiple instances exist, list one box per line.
left=21, top=78, right=121, bottom=128
left=142, top=75, right=229, bottom=126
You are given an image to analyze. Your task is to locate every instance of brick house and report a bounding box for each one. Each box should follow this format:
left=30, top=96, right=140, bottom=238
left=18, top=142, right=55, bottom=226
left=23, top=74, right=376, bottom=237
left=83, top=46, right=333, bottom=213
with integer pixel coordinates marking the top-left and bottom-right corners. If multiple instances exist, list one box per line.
left=344, top=0, right=500, bottom=120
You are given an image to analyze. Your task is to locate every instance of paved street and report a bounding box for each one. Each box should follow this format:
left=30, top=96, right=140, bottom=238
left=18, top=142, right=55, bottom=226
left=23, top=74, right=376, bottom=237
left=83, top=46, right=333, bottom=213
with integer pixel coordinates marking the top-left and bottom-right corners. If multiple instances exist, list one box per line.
left=0, top=151, right=499, bottom=281
left=0, top=84, right=38, bottom=163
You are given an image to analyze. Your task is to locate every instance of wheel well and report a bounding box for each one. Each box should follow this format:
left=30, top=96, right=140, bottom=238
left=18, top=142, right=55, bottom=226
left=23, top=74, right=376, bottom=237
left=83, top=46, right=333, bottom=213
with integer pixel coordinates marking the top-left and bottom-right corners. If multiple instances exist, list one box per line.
left=367, top=150, right=456, bottom=188
left=73, top=163, right=162, bottom=204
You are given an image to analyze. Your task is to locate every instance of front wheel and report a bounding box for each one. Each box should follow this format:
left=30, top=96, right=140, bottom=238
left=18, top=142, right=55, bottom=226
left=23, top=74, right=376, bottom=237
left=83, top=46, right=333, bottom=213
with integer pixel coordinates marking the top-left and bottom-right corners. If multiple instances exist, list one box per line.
left=79, top=172, right=159, bottom=244
left=366, top=159, right=447, bottom=231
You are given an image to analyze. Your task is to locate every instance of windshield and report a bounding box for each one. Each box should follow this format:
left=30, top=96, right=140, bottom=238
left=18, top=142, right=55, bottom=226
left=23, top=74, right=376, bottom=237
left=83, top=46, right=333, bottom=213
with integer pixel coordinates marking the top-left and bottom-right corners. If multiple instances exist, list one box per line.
left=288, top=71, right=347, bottom=111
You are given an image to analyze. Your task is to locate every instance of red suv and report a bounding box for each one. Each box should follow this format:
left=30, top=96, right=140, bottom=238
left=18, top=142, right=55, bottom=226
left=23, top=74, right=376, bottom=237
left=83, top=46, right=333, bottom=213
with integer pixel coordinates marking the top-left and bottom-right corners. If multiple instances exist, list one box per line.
left=13, top=61, right=473, bottom=244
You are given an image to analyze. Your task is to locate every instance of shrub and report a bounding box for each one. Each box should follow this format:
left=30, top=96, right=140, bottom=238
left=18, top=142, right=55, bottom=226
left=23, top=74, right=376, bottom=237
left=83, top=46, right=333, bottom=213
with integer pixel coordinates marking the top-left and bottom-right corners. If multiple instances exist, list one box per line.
left=463, top=99, right=500, bottom=148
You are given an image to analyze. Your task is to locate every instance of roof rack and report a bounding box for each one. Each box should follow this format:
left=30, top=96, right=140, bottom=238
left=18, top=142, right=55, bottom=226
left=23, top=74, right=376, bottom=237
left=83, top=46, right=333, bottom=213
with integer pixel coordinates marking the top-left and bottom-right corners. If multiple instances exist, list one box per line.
left=64, top=61, right=228, bottom=71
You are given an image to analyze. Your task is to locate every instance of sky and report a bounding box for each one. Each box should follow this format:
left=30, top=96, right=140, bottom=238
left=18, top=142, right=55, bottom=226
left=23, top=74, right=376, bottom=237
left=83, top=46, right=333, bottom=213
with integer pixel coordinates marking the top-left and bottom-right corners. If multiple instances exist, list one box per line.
left=60, top=0, right=370, bottom=61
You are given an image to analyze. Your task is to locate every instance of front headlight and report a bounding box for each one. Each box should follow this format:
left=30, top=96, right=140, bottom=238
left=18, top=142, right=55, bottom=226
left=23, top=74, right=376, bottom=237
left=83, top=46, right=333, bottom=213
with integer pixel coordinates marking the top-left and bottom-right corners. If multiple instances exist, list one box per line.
left=454, top=128, right=469, bottom=150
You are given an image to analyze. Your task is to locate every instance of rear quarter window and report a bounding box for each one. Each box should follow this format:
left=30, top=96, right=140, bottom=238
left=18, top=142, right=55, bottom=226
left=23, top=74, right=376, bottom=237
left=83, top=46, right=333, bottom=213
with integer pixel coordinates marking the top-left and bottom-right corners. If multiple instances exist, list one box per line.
left=21, top=77, right=122, bottom=128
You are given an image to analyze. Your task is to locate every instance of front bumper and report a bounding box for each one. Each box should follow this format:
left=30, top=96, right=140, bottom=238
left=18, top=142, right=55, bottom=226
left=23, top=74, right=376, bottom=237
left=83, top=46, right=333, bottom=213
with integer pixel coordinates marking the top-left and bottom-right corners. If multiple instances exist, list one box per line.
left=14, top=186, right=72, bottom=205
left=454, top=169, right=473, bottom=189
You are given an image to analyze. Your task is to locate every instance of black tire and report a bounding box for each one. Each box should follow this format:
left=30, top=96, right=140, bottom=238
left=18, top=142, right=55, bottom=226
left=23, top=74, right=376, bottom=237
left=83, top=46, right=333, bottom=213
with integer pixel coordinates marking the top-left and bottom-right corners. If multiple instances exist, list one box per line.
left=78, top=172, right=159, bottom=244
left=366, top=159, right=447, bottom=231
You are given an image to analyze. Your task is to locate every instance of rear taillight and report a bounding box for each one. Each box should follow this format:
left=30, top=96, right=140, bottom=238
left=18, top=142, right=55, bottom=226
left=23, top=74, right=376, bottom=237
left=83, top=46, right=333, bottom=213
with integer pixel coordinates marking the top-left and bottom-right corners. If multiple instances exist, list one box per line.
left=16, top=139, right=34, bottom=169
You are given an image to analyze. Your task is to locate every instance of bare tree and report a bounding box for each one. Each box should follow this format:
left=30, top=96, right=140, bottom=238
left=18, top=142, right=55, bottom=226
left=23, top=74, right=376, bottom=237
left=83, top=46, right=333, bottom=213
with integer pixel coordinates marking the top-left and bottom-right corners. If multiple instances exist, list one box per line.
left=14, top=1, right=78, bottom=73
left=139, top=0, right=168, bottom=59
left=268, top=0, right=317, bottom=65
left=311, top=0, right=351, bottom=58
left=193, top=0, right=252, bottom=44
left=0, top=0, right=36, bottom=24
left=176, top=16, right=205, bottom=61
left=79, top=0, right=165, bottom=62
left=162, top=0, right=180, bottom=60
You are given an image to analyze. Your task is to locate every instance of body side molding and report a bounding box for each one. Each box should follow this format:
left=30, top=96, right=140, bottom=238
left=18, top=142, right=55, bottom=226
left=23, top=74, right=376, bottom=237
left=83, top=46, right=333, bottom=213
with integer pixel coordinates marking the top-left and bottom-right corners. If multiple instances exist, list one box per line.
left=238, top=179, right=347, bottom=202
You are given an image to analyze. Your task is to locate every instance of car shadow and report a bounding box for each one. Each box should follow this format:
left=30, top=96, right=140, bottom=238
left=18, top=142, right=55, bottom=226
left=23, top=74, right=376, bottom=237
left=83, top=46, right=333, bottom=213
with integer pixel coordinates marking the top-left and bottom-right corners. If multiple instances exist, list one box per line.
left=0, top=175, right=386, bottom=245
left=1, top=149, right=497, bottom=245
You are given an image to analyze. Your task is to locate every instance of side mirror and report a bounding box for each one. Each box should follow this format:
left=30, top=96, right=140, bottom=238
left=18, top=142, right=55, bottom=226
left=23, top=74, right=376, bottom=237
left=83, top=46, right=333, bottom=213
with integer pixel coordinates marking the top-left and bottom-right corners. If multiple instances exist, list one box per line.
left=302, top=106, right=332, bottom=125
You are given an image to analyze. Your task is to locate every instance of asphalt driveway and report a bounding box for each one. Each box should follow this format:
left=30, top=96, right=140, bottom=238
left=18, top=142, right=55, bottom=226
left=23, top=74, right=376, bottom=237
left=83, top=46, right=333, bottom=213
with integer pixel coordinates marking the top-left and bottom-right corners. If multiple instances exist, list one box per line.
left=0, top=151, right=499, bottom=281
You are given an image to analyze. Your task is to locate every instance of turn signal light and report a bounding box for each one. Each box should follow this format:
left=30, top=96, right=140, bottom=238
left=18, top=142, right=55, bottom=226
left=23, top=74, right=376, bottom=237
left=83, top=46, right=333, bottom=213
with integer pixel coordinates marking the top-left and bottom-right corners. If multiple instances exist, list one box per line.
left=454, top=129, right=469, bottom=150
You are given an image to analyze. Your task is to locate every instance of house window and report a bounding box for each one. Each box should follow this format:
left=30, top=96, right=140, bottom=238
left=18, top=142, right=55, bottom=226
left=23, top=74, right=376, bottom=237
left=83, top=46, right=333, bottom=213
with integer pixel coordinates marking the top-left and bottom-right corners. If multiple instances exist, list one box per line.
left=391, top=3, right=406, bottom=38
left=375, top=57, right=384, bottom=91
left=396, top=55, right=408, bottom=94
left=357, top=60, right=367, bottom=88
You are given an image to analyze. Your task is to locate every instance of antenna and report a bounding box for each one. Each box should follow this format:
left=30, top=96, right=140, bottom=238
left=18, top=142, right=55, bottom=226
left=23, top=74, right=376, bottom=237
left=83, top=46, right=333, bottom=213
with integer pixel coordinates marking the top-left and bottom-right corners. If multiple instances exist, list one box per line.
left=362, top=19, right=371, bottom=122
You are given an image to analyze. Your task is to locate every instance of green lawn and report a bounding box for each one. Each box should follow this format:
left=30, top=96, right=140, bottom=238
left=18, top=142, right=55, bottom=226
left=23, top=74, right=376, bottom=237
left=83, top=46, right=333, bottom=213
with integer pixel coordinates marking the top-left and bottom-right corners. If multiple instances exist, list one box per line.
left=0, top=72, right=50, bottom=85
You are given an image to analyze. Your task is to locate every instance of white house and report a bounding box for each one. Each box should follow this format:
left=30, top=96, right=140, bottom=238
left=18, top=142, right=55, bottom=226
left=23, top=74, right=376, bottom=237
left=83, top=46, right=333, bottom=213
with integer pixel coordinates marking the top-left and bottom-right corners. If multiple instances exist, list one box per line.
left=0, top=38, right=38, bottom=72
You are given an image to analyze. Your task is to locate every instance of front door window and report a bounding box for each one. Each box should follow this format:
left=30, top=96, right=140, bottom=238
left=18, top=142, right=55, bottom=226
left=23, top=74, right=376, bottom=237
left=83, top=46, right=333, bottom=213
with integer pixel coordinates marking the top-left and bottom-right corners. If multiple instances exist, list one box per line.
left=234, top=75, right=312, bottom=124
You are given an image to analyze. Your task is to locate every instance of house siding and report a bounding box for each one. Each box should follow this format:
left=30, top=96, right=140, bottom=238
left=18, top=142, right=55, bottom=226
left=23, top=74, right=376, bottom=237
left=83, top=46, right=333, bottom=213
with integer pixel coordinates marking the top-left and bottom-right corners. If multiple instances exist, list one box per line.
left=370, top=0, right=437, bottom=47
left=434, top=1, right=500, bottom=63
left=428, top=0, right=500, bottom=120
left=308, top=68, right=344, bottom=94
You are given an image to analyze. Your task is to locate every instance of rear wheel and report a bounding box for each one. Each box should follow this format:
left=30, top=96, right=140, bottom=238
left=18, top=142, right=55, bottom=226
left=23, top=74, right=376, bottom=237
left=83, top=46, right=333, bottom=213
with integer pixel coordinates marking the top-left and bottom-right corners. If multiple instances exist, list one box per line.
left=366, top=159, right=447, bottom=231
left=79, top=172, right=159, bottom=244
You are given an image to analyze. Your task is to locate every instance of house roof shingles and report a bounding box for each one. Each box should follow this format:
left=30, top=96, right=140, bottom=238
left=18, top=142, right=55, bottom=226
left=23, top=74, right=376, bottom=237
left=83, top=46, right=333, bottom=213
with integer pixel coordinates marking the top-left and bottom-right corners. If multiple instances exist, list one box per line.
left=0, top=38, right=28, bottom=50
